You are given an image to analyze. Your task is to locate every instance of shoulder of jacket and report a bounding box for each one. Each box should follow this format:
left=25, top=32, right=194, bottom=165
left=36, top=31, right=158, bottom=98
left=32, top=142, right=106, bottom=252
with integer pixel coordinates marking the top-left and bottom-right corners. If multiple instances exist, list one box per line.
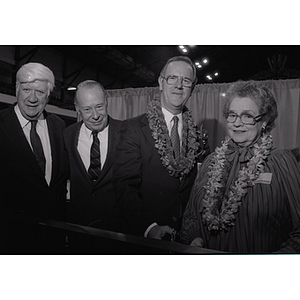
left=124, top=113, right=147, bottom=125
left=64, top=121, right=81, bottom=133
left=109, top=117, right=123, bottom=128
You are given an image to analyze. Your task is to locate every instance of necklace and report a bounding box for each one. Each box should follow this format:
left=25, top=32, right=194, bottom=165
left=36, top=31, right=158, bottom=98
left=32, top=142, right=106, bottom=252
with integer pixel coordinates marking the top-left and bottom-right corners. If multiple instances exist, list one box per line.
left=147, top=98, right=200, bottom=178
left=202, top=134, right=273, bottom=231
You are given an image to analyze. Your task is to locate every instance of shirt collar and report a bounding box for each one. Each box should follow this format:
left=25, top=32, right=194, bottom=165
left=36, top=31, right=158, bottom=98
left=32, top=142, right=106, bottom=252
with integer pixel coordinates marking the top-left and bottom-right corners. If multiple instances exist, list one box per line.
left=14, top=104, right=46, bottom=129
left=82, top=122, right=109, bottom=140
left=161, top=106, right=182, bottom=124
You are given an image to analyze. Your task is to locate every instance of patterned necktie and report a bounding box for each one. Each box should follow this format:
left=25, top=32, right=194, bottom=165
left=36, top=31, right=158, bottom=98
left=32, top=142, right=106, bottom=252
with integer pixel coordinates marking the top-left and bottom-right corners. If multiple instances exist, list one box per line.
left=88, top=130, right=101, bottom=180
left=171, top=116, right=180, bottom=159
left=30, top=120, right=46, bottom=174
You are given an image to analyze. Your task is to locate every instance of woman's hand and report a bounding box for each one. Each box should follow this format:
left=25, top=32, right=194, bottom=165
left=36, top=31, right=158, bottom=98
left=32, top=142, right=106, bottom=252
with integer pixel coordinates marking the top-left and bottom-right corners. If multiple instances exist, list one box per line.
left=190, top=237, right=204, bottom=247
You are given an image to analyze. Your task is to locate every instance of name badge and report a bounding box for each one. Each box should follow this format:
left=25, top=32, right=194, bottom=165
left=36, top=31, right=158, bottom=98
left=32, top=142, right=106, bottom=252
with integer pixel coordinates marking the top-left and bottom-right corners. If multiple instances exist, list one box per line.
left=254, top=173, right=272, bottom=184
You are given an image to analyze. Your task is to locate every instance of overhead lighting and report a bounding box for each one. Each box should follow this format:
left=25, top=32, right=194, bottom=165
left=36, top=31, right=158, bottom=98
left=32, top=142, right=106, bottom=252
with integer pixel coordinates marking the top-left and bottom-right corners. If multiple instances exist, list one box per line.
left=205, top=71, right=220, bottom=81
left=203, top=58, right=209, bottom=64
left=178, top=45, right=188, bottom=53
left=67, top=86, right=76, bottom=91
left=195, top=62, right=202, bottom=69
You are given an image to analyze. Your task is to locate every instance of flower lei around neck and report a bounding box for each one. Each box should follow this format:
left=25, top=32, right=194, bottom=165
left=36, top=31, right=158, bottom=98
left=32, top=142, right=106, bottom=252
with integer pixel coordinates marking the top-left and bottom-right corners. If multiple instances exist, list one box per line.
left=202, top=134, right=273, bottom=232
left=147, top=98, right=200, bottom=178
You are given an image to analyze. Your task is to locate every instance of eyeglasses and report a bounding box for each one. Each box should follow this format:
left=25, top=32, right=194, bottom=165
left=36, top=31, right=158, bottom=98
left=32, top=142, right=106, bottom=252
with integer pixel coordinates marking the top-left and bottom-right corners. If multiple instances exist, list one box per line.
left=162, top=75, right=193, bottom=87
left=225, top=112, right=265, bottom=125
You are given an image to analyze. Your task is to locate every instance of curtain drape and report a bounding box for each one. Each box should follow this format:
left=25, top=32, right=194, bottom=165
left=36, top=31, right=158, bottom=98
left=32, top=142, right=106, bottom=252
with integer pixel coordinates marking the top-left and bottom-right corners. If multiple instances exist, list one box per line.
left=105, top=79, right=300, bottom=151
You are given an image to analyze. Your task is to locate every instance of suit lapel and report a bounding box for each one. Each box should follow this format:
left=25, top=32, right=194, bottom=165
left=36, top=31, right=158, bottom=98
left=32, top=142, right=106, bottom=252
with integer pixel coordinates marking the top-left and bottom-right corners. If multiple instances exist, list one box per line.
left=140, top=113, right=182, bottom=186
left=0, top=105, right=46, bottom=178
left=179, top=175, right=187, bottom=190
left=71, top=122, right=93, bottom=186
left=141, top=114, right=155, bottom=147
left=94, top=117, right=119, bottom=185
left=46, top=113, right=59, bottom=185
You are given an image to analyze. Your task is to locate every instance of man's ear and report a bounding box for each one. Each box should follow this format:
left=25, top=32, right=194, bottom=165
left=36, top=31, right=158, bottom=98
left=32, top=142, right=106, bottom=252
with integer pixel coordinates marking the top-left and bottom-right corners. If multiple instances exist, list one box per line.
left=74, top=103, right=79, bottom=113
left=15, top=82, right=19, bottom=95
left=158, top=76, right=163, bottom=91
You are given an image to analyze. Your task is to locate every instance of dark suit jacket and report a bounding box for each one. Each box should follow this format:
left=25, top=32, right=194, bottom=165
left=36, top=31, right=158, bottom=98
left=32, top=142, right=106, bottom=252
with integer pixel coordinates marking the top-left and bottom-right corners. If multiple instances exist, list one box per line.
left=63, top=117, right=128, bottom=234
left=113, top=113, right=198, bottom=237
left=0, top=104, right=69, bottom=253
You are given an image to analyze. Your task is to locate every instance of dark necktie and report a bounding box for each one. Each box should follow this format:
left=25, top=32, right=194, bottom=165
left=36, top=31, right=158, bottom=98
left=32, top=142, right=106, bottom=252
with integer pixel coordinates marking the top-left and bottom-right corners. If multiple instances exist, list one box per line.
left=88, top=130, right=101, bottom=180
left=30, top=120, right=46, bottom=174
left=171, top=116, right=180, bottom=159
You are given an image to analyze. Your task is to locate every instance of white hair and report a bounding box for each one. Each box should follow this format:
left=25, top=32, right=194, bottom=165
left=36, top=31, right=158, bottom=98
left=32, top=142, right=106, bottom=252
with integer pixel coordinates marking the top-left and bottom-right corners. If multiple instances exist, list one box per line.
left=16, top=62, right=55, bottom=96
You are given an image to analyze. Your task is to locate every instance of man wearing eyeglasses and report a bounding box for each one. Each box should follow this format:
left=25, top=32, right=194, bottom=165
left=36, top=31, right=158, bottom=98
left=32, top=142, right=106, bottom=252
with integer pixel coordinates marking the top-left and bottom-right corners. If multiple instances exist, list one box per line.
left=113, top=56, right=209, bottom=249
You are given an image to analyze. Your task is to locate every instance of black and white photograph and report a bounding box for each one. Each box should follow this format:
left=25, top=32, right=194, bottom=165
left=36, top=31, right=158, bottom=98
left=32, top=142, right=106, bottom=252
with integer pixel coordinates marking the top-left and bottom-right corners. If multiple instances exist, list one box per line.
left=1, top=2, right=299, bottom=299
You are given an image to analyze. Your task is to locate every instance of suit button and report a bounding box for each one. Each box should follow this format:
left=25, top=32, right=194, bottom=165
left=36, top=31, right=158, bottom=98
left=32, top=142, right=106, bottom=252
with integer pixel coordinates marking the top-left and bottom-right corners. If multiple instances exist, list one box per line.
left=172, top=217, right=177, bottom=222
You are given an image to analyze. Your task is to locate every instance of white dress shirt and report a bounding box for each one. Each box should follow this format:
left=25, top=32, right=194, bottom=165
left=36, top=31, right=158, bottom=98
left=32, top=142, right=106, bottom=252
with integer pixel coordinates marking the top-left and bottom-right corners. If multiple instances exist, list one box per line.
left=161, top=107, right=183, bottom=143
left=14, top=104, right=52, bottom=185
left=77, top=122, right=109, bottom=171
left=144, top=108, right=183, bottom=237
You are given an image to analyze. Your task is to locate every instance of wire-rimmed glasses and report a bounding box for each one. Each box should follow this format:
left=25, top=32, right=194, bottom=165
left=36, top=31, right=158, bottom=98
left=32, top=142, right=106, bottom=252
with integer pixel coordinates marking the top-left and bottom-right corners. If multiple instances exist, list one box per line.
left=162, top=75, right=193, bottom=87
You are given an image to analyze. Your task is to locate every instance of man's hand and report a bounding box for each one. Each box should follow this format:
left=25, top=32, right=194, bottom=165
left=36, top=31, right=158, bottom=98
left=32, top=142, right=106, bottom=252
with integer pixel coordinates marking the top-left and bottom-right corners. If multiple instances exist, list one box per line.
left=148, top=225, right=173, bottom=240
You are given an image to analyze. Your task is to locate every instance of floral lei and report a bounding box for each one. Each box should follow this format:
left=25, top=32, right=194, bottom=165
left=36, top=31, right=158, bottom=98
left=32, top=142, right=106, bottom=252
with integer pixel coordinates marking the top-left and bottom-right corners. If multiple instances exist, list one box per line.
left=147, top=98, right=200, bottom=178
left=202, top=134, right=273, bottom=231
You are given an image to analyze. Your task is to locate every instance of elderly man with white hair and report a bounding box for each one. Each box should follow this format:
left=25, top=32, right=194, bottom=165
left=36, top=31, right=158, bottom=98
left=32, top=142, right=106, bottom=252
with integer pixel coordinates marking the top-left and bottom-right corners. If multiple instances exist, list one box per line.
left=0, top=62, right=69, bottom=253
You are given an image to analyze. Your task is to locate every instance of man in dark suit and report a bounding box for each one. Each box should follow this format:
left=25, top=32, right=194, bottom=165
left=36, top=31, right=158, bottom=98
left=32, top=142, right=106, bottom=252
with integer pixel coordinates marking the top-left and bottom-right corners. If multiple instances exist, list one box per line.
left=0, top=62, right=69, bottom=253
left=113, top=56, right=209, bottom=246
left=64, top=80, right=129, bottom=253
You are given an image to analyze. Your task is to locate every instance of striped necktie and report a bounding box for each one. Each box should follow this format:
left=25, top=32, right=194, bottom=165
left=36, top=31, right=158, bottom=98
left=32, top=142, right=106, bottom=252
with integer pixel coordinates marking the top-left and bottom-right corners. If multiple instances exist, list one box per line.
left=171, top=116, right=180, bottom=159
left=30, top=120, right=46, bottom=174
left=88, top=130, right=101, bottom=180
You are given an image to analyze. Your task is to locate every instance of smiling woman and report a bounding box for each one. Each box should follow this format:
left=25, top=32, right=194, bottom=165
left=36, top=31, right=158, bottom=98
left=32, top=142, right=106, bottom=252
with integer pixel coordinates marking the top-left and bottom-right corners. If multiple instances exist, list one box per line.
left=225, top=97, right=266, bottom=147
left=180, top=80, right=300, bottom=253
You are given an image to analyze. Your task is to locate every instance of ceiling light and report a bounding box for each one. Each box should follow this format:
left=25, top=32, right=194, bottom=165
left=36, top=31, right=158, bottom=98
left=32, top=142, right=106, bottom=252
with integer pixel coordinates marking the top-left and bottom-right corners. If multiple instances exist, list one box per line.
left=197, top=64, right=202, bottom=68
left=178, top=45, right=188, bottom=53
left=214, top=72, right=219, bottom=77
left=67, top=87, right=76, bottom=91
left=206, top=75, right=212, bottom=80
left=203, top=58, right=209, bottom=64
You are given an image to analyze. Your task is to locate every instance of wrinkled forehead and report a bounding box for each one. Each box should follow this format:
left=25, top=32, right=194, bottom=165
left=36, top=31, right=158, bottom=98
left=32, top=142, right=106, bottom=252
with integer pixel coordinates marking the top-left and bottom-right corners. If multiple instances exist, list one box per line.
left=19, top=80, right=49, bottom=88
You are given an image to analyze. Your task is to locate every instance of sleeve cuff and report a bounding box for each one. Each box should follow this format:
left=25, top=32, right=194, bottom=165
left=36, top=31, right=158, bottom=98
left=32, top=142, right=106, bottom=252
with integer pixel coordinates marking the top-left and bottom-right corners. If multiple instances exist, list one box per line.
left=144, top=222, right=158, bottom=237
